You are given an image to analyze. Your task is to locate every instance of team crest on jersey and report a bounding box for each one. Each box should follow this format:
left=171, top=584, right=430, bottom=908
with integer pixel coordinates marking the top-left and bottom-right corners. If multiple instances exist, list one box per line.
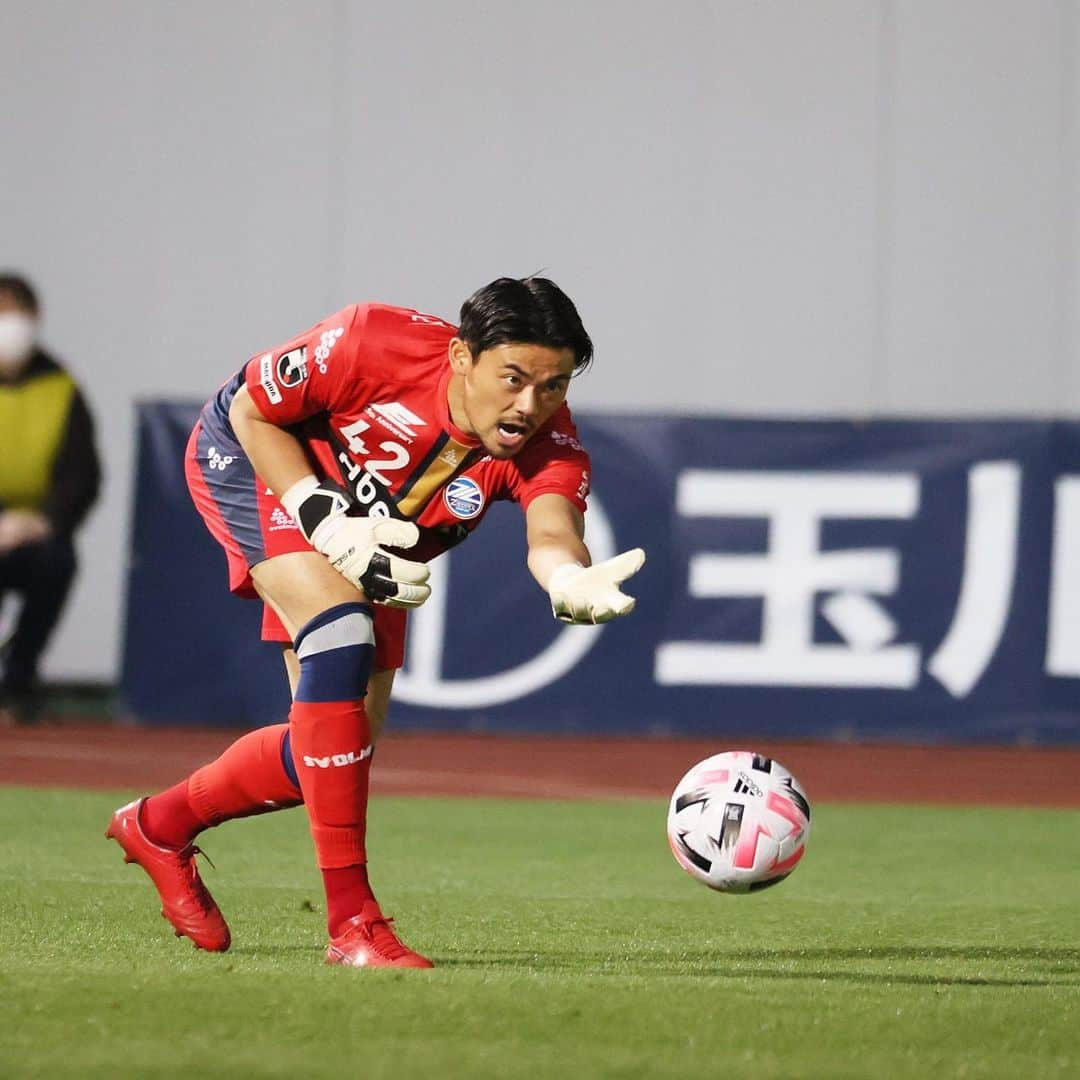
left=276, top=346, right=308, bottom=388
left=444, top=476, right=485, bottom=520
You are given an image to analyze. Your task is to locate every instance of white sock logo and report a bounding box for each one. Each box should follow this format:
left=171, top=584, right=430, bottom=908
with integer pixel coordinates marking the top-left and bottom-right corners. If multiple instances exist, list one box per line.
left=302, top=746, right=373, bottom=768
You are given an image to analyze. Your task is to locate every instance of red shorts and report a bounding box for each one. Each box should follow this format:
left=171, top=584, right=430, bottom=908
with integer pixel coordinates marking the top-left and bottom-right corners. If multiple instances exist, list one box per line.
left=184, top=421, right=407, bottom=668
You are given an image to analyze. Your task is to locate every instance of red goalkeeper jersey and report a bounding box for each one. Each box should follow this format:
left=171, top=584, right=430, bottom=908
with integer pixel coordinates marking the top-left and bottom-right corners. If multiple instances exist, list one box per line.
left=229, top=303, right=591, bottom=561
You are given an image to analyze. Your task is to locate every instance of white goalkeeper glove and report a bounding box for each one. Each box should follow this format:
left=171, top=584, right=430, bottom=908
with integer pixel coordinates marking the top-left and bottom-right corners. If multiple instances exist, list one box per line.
left=548, top=548, right=646, bottom=625
left=281, top=477, right=431, bottom=608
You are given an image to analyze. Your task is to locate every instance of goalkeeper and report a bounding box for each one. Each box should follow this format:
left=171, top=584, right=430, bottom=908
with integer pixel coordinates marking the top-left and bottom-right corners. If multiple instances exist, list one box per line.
left=107, top=276, right=644, bottom=969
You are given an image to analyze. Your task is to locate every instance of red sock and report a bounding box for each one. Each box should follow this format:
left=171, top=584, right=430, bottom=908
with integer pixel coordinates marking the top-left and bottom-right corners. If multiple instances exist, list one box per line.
left=322, top=865, right=377, bottom=937
left=288, top=699, right=372, bottom=871
left=140, top=780, right=205, bottom=849
left=140, top=723, right=303, bottom=850
left=188, top=723, right=304, bottom=826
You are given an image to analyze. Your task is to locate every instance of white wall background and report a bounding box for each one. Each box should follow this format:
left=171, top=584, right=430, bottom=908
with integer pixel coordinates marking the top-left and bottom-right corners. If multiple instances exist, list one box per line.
left=1, top=0, right=1077, bottom=680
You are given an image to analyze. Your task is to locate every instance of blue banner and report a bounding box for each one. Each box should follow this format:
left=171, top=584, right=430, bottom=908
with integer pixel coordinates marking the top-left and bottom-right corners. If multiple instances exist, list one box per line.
left=121, top=405, right=1080, bottom=743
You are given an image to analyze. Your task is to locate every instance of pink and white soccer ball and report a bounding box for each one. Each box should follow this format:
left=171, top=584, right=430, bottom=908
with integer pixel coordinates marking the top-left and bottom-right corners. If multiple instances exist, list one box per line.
left=666, top=751, right=811, bottom=894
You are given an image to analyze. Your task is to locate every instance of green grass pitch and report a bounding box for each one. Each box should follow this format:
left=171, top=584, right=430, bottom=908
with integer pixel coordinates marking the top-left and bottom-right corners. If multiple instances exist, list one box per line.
left=1, top=785, right=1077, bottom=1079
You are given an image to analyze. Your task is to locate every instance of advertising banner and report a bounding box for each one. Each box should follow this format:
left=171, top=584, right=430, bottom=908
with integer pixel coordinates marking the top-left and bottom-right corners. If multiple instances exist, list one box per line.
left=122, top=405, right=1080, bottom=743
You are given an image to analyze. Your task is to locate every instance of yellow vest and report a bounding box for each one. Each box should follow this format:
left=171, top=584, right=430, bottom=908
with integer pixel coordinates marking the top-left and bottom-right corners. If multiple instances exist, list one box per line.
left=0, top=370, right=76, bottom=509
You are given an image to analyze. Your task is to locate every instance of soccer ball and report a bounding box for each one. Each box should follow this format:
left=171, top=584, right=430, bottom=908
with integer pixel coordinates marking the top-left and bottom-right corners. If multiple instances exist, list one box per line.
left=666, top=750, right=811, bottom=894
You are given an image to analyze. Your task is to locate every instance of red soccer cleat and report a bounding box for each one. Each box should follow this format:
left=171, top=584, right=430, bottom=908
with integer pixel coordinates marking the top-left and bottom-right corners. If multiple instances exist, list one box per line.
left=325, top=901, right=434, bottom=969
left=105, top=798, right=231, bottom=952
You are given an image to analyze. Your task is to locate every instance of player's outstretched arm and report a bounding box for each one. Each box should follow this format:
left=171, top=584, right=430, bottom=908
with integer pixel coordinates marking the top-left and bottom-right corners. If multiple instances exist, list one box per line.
left=229, top=386, right=430, bottom=608
left=525, top=493, right=645, bottom=625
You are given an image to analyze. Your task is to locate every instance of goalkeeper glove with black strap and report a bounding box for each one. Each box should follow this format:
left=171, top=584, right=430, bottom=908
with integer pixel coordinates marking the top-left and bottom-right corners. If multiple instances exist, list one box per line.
left=281, top=476, right=431, bottom=608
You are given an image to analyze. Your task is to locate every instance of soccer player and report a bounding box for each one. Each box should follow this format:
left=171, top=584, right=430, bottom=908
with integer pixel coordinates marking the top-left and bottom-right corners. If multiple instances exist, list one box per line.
left=107, top=277, right=644, bottom=968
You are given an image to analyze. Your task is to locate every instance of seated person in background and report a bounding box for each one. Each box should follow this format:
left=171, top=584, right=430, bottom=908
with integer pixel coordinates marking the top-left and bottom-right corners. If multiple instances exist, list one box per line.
left=0, top=273, right=101, bottom=721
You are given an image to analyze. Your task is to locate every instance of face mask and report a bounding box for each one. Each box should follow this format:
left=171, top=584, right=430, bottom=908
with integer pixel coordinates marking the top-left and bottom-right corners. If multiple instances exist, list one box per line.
left=0, top=312, right=37, bottom=368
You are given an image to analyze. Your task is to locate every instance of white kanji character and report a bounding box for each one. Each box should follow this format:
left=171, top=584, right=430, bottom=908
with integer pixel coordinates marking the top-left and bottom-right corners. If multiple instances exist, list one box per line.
left=926, top=462, right=1021, bottom=697
left=655, top=470, right=921, bottom=688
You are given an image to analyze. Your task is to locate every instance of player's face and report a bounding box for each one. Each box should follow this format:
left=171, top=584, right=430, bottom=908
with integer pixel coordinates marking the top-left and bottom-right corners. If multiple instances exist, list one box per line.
left=448, top=340, right=575, bottom=459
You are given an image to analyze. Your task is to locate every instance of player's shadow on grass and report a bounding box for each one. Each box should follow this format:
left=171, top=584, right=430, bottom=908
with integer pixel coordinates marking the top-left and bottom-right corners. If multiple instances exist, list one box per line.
left=441, top=946, right=1080, bottom=987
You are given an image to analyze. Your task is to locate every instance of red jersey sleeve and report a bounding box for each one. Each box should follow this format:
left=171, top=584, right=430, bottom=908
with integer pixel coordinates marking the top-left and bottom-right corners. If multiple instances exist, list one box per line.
left=506, top=406, right=592, bottom=513
left=243, top=303, right=457, bottom=424
left=243, top=304, right=369, bottom=423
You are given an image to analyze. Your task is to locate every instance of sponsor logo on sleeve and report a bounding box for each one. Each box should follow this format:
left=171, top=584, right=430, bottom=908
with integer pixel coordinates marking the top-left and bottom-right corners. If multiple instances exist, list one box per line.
left=313, top=327, right=344, bottom=373
left=258, top=352, right=282, bottom=404
left=444, top=476, right=485, bottom=520
left=276, top=346, right=308, bottom=388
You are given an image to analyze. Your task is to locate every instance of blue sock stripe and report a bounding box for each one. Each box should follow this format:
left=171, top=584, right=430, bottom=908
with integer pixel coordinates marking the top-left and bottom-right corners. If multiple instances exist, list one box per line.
left=293, top=603, right=374, bottom=704
left=280, top=729, right=300, bottom=788
left=295, top=644, right=374, bottom=702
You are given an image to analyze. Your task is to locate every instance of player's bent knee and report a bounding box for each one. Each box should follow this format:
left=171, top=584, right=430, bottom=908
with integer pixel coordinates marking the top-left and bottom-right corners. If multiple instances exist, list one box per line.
left=252, top=550, right=366, bottom=641
left=293, top=602, right=375, bottom=703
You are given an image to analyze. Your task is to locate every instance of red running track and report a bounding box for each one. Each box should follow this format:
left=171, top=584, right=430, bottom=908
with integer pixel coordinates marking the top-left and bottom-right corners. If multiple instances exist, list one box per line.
left=2, top=724, right=1079, bottom=807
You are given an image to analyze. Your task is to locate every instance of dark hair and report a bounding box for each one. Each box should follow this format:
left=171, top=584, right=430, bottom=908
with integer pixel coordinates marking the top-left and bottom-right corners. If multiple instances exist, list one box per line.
left=0, top=273, right=40, bottom=315
left=458, top=276, right=593, bottom=372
